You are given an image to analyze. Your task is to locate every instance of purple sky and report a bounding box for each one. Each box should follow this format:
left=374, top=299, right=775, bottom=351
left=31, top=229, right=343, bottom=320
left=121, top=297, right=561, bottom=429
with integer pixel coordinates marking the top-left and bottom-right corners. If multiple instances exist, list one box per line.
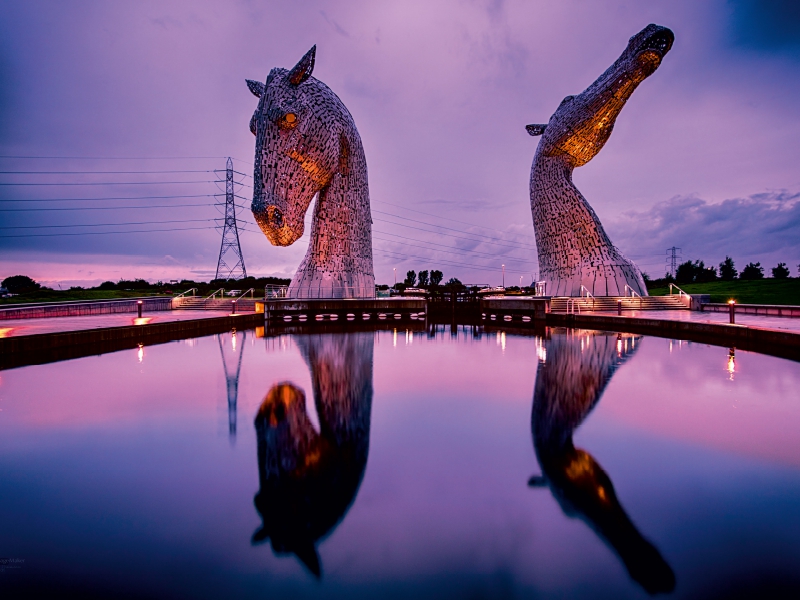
left=1, top=0, right=799, bottom=287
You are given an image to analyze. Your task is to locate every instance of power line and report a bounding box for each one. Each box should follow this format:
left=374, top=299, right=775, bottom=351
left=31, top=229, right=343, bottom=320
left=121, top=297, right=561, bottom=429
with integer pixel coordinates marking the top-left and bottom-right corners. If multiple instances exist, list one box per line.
left=0, top=203, right=219, bottom=212
left=377, top=248, right=530, bottom=275
left=0, top=194, right=216, bottom=203
left=373, top=233, right=537, bottom=264
left=0, top=169, right=218, bottom=175
left=0, top=218, right=215, bottom=230
left=0, top=180, right=216, bottom=186
left=372, top=199, right=537, bottom=242
left=0, top=225, right=217, bottom=238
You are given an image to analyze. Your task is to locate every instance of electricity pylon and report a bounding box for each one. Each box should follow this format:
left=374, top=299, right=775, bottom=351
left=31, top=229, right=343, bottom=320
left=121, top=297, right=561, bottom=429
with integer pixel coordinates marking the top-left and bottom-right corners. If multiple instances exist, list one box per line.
left=215, top=157, right=247, bottom=280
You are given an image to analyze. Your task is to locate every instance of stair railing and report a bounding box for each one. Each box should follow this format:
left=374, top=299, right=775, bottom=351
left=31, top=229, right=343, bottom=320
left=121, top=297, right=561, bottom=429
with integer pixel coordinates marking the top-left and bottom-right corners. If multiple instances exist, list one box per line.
left=624, top=285, right=643, bottom=309
left=173, top=288, right=198, bottom=298
left=579, top=285, right=596, bottom=310
left=668, top=283, right=692, bottom=308
left=205, top=288, right=225, bottom=300
left=236, top=288, right=255, bottom=301
left=566, top=298, right=581, bottom=315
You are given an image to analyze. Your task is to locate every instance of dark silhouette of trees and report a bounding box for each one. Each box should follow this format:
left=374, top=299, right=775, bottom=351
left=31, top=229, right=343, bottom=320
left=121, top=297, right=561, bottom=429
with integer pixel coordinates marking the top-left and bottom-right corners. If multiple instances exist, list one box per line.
left=404, top=270, right=416, bottom=286
left=417, top=270, right=429, bottom=287
left=2, top=275, right=41, bottom=294
left=740, top=262, right=764, bottom=280
left=772, top=263, right=790, bottom=279
left=719, top=256, right=737, bottom=281
left=676, top=260, right=717, bottom=284
left=430, top=270, right=443, bottom=286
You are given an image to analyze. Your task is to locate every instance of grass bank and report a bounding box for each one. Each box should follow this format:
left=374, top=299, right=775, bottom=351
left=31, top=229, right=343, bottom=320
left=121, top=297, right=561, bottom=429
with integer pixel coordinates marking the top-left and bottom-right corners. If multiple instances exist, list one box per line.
left=0, top=289, right=173, bottom=306
left=647, top=279, right=800, bottom=305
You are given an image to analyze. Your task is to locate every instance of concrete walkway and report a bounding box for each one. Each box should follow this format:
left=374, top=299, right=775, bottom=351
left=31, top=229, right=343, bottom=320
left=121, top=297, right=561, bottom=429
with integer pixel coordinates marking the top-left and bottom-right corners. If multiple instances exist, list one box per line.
left=0, top=310, right=237, bottom=338
left=602, top=309, right=800, bottom=333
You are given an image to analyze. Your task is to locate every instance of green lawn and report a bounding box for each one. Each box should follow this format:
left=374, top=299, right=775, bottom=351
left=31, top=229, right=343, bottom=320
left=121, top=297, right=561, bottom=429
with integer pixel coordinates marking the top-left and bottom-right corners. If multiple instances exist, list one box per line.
left=648, top=279, right=800, bottom=305
left=0, top=289, right=173, bottom=306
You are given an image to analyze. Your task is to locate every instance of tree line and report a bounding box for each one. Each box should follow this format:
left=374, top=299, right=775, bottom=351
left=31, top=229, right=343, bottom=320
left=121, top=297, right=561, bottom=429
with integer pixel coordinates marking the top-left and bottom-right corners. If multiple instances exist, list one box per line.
left=646, top=257, right=798, bottom=287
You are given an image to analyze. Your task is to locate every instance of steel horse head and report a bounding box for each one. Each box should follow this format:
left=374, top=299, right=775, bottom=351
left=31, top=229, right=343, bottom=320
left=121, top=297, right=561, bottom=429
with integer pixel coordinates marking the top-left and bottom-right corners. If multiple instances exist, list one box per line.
left=247, top=46, right=374, bottom=298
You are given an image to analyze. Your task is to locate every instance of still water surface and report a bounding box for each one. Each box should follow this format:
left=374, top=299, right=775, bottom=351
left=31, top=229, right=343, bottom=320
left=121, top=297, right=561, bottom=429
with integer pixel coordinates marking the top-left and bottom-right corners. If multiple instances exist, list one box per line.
left=1, top=326, right=800, bottom=598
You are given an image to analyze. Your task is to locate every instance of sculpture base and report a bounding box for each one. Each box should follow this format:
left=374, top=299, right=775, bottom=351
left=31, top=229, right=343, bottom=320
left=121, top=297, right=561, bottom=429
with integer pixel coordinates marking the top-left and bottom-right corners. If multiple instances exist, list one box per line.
left=288, top=272, right=375, bottom=299
left=542, top=261, right=648, bottom=297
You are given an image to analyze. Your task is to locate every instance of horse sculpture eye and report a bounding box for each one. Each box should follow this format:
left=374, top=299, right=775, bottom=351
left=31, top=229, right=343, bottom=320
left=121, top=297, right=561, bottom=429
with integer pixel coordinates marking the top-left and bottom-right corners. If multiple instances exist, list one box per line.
left=280, top=113, right=298, bottom=128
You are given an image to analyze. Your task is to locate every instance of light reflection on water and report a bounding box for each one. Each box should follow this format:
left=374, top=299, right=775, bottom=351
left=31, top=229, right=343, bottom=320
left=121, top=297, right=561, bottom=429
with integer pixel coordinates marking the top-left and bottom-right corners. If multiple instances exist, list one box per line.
left=0, top=326, right=799, bottom=599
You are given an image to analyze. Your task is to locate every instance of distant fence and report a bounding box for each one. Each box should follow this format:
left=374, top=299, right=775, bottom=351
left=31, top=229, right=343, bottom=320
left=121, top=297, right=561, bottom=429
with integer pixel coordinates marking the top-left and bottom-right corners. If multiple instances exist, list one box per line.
left=701, top=303, right=800, bottom=318
left=0, top=297, right=172, bottom=321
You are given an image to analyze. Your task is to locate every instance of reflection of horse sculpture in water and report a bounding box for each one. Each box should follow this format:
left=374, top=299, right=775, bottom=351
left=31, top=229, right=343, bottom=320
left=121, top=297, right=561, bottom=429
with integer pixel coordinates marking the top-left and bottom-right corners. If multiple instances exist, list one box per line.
left=252, top=333, right=373, bottom=577
left=528, top=329, right=675, bottom=595
left=527, top=24, right=674, bottom=297
left=246, top=46, right=374, bottom=298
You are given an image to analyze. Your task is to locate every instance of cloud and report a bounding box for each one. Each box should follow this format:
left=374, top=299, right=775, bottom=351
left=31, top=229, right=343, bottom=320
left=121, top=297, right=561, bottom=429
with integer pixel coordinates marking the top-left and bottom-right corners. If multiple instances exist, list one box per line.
left=608, top=190, right=800, bottom=274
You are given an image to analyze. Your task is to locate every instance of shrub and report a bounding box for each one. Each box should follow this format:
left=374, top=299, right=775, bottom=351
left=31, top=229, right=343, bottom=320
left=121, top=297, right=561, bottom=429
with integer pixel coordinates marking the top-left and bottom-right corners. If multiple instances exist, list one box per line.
left=740, top=262, right=764, bottom=280
left=772, top=263, right=790, bottom=279
left=2, top=275, right=40, bottom=294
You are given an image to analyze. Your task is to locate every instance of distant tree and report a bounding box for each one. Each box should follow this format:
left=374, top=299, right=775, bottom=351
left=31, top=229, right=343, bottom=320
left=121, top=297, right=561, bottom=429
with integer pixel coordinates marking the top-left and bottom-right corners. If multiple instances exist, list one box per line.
left=430, top=270, right=443, bottom=286
left=2, top=275, right=40, bottom=294
left=772, top=262, right=790, bottom=279
left=696, top=262, right=718, bottom=283
left=97, top=281, right=117, bottom=290
left=404, top=270, right=416, bottom=286
left=675, top=261, right=695, bottom=284
left=719, top=256, right=737, bottom=281
left=740, top=262, right=764, bottom=280
left=445, top=277, right=463, bottom=286
left=676, top=260, right=717, bottom=284
left=641, top=272, right=651, bottom=283
left=418, top=270, right=429, bottom=287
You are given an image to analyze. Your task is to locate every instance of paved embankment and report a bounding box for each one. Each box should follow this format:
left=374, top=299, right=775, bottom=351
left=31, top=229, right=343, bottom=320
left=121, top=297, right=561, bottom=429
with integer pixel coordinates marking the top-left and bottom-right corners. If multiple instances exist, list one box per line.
left=0, top=297, right=173, bottom=320
left=701, top=303, right=800, bottom=318
left=0, top=312, right=263, bottom=370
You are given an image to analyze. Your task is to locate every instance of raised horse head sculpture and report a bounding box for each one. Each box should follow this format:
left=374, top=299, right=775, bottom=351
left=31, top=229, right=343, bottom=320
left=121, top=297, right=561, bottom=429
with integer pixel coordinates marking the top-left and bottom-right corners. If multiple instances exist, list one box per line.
left=528, top=329, right=675, bottom=595
left=247, top=46, right=374, bottom=298
left=251, top=332, right=374, bottom=578
left=527, top=24, right=674, bottom=297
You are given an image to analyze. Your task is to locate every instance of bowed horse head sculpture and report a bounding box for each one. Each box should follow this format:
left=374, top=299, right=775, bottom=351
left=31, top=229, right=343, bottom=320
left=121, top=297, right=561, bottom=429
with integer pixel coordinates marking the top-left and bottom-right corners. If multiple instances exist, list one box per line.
left=527, top=24, right=674, bottom=297
left=247, top=46, right=374, bottom=298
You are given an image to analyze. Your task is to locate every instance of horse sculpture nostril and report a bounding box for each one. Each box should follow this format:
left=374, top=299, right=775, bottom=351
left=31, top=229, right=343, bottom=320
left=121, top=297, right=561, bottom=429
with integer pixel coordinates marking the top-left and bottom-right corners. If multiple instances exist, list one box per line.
left=269, top=206, right=284, bottom=228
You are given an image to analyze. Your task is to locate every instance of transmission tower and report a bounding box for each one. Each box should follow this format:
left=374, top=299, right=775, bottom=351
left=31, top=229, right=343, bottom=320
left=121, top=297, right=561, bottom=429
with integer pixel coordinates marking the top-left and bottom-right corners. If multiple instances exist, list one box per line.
left=215, top=157, right=247, bottom=280
left=219, top=330, right=246, bottom=438
left=665, top=246, right=682, bottom=278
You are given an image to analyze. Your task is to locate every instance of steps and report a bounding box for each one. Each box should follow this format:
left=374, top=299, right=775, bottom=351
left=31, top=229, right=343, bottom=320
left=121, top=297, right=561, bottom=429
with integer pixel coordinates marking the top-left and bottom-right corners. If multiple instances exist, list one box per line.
left=172, top=297, right=259, bottom=311
left=550, top=295, right=687, bottom=314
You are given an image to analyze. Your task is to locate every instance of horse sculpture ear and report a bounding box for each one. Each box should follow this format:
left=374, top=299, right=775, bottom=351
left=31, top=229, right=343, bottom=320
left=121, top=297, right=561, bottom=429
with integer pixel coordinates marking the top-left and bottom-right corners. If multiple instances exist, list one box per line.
left=246, top=79, right=265, bottom=98
left=526, top=124, right=547, bottom=136
left=288, top=45, right=316, bottom=86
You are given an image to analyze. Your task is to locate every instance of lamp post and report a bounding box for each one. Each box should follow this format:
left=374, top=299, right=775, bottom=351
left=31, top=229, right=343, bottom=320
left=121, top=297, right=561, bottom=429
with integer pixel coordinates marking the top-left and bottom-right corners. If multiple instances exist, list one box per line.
left=393, top=268, right=396, bottom=286
left=502, top=264, right=505, bottom=288
left=728, top=299, right=736, bottom=324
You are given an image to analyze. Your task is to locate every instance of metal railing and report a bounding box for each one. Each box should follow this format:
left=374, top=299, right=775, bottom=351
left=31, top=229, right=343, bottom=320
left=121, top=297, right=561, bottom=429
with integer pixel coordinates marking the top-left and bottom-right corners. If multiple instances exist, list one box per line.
left=669, top=283, right=692, bottom=307
left=535, top=281, right=547, bottom=296
left=579, top=285, right=596, bottom=310
left=173, top=288, right=198, bottom=298
left=236, top=288, right=255, bottom=301
left=205, top=288, right=225, bottom=300
left=624, top=284, right=643, bottom=308
left=266, top=284, right=378, bottom=299
left=566, top=298, right=581, bottom=314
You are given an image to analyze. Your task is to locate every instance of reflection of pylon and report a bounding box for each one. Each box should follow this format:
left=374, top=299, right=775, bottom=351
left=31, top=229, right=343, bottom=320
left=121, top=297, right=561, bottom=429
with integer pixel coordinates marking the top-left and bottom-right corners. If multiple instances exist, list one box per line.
left=215, top=157, right=247, bottom=280
left=219, top=330, right=246, bottom=437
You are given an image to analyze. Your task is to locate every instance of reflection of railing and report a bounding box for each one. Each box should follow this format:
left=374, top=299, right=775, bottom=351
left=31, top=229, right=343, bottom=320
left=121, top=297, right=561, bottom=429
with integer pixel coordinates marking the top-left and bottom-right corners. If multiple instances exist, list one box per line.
left=580, top=285, right=596, bottom=310
left=624, top=285, right=643, bottom=308
left=205, top=288, right=225, bottom=300
left=669, top=283, right=692, bottom=308
left=174, top=288, right=197, bottom=298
